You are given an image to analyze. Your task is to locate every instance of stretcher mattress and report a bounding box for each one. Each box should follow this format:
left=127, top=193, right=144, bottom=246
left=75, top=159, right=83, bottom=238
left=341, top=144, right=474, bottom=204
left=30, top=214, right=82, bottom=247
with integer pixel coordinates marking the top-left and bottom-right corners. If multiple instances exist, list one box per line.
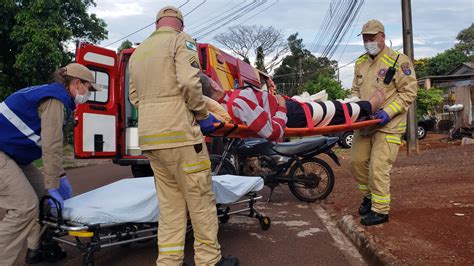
left=211, top=119, right=381, bottom=138
left=62, top=175, right=264, bottom=225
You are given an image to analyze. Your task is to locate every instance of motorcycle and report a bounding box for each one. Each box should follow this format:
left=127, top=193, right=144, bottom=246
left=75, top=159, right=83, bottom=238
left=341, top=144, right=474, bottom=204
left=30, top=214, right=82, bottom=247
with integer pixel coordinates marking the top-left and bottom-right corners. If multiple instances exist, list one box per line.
left=210, top=136, right=340, bottom=202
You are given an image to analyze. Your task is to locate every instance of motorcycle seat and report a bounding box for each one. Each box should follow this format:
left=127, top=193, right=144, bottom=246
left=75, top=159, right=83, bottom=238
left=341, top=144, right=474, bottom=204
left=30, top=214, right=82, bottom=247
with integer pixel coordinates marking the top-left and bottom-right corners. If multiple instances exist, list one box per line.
left=272, top=137, right=329, bottom=156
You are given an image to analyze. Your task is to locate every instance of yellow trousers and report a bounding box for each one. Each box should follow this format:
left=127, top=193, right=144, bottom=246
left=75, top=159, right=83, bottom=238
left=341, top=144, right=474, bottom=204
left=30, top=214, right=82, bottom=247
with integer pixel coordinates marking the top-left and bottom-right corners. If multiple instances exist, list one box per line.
left=145, top=143, right=221, bottom=266
left=350, top=131, right=401, bottom=214
left=0, top=151, right=44, bottom=265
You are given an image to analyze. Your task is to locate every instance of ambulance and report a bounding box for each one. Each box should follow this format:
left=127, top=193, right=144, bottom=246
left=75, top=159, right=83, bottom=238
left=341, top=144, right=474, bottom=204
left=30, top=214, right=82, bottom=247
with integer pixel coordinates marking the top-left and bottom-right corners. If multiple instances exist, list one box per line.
left=73, top=42, right=274, bottom=177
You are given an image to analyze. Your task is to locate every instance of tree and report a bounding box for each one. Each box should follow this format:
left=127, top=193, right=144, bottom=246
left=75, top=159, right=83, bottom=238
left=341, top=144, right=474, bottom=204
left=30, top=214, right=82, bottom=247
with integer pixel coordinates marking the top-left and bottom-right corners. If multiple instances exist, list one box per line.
left=117, top=40, right=133, bottom=55
left=455, top=23, right=474, bottom=56
left=255, top=46, right=266, bottom=73
left=214, top=25, right=288, bottom=73
left=416, top=87, right=444, bottom=117
left=273, top=33, right=341, bottom=97
left=426, top=48, right=468, bottom=76
left=0, top=0, right=107, bottom=101
left=302, top=76, right=350, bottom=100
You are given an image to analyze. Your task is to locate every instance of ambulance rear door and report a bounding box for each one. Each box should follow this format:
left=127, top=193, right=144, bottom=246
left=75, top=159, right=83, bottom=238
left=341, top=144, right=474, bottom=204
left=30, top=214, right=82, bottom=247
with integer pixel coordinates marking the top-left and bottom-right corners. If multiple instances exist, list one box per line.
left=74, top=42, right=119, bottom=159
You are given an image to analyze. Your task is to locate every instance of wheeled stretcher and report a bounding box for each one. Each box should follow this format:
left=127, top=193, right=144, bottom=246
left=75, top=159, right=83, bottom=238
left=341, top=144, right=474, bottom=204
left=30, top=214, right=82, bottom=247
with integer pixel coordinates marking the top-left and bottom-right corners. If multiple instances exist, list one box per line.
left=39, top=175, right=270, bottom=265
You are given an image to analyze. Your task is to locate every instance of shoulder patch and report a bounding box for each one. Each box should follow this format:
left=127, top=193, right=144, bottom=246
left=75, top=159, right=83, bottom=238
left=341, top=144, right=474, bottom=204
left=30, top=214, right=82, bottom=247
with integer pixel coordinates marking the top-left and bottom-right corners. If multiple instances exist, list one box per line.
left=185, top=40, right=197, bottom=52
left=400, top=62, right=412, bottom=75
left=189, top=56, right=200, bottom=69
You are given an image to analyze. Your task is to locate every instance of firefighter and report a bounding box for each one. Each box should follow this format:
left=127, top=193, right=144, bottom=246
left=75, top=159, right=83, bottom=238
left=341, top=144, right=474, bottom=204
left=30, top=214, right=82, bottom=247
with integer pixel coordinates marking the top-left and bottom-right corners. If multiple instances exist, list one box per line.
left=0, top=63, right=99, bottom=264
left=350, top=20, right=417, bottom=226
left=128, top=6, right=238, bottom=266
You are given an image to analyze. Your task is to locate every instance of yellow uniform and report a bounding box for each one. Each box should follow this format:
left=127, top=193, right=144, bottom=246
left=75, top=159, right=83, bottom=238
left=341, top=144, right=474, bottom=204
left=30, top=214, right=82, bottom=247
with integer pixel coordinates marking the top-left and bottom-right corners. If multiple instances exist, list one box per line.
left=350, top=45, right=417, bottom=214
left=128, top=21, right=221, bottom=266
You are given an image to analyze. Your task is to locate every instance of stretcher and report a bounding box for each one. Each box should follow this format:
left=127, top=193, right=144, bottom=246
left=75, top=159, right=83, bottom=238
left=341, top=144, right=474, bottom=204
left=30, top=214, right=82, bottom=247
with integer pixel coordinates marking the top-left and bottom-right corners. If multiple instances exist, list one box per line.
left=211, top=119, right=381, bottom=138
left=38, top=175, right=270, bottom=266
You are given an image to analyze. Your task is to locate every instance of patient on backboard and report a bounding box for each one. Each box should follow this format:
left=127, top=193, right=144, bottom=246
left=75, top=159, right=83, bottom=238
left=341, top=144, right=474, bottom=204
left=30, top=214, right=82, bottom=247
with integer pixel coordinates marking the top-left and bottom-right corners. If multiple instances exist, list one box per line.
left=200, top=74, right=384, bottom=141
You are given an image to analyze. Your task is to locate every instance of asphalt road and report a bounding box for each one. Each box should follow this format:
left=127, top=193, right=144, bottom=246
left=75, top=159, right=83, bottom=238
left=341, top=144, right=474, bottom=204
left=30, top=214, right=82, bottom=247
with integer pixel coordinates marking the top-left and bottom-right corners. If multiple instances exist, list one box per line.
left=12, top=162, right=366, bottom=266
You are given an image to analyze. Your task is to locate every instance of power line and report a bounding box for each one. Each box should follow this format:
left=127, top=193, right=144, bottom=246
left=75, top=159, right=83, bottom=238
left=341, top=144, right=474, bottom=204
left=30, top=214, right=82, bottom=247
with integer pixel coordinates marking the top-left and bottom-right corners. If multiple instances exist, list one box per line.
left=186, top=0, right=247, bottom=33
left=103, top=0, right=198, bottom=48
left=184, top=0, right=207, bottom=17
left=194, top=0, right=267, bottom=39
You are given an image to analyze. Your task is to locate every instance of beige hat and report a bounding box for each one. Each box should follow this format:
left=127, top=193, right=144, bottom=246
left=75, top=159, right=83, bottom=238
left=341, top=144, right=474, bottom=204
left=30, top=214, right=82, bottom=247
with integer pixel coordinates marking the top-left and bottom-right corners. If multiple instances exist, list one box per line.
left=156, top=6, right=183, bottom=23
left=359, top=19, right=385, bottom=35
left=64, top=63, right=100, bottom=91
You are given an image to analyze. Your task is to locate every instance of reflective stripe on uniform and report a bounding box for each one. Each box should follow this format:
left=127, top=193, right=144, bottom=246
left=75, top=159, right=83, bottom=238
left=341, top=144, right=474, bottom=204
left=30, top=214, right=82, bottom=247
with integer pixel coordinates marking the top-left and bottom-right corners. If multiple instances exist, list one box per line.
left=386, top=135, right=402, bottom=145
left=356, top=55, right=369, bottom=64
left=139, top=131, right=187, bottom=145
left=388, top=102, right=402, bottom=114
left=0, top=102, right=41, bottom=147
left=158, top=243, right=185, bottom=254
left=383, top=54, right=399, bottom=67
left=371, top=193, right=391, bottom=204
left=397, top=122, right=407, bottom=132
left=183, top=160, right=211, bottom=173
left=358, top=184, right=370, bottom=191
left=194, top=239, right=214, bottom=247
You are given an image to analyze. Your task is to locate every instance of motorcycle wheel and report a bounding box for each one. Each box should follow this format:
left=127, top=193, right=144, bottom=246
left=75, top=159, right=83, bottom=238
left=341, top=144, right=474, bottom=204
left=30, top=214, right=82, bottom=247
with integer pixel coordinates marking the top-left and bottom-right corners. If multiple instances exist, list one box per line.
left=210, top=154, right=237, bottom=175
left=288, top=158, right=335, bottom=202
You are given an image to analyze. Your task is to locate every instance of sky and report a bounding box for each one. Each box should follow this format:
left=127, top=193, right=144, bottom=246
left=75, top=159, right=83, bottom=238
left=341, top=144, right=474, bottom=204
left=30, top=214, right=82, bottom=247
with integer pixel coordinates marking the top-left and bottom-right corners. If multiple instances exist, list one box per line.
left=90, top=0, right=474, bottom=88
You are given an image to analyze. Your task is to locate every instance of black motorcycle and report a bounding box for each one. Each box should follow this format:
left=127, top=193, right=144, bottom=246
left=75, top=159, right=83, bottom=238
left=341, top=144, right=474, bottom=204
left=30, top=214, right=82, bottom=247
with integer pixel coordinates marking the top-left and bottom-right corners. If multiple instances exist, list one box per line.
left=210, top=136, right=340, bottom=202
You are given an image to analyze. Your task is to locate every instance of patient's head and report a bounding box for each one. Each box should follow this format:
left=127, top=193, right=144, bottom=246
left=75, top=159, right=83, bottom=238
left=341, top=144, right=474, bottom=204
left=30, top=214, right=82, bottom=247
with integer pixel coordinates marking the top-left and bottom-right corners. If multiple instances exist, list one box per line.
left=199, top=73, right=225, bottom=101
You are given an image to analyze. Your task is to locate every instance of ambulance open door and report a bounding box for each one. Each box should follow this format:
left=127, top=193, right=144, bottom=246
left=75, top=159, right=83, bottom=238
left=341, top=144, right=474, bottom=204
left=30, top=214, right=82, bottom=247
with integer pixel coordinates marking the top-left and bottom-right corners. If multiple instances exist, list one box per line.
left=73, top=42, right=118, bottom=158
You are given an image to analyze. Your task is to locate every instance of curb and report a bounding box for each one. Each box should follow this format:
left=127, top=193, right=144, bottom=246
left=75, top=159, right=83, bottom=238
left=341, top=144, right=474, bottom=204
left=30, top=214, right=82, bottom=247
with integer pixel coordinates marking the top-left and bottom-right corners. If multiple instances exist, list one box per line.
left=322, top=204, right=397, bottom=265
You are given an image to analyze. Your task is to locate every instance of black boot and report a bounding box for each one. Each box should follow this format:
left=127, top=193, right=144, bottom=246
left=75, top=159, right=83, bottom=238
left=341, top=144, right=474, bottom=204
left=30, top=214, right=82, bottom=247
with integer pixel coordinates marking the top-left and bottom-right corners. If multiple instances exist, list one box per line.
left=25, top=249, right=43, bottom=264
left=358, top=197, right=372, bottom=216
left=216, top=256, right=240, bottom=266
left=360, top=211, right=389, bottom=226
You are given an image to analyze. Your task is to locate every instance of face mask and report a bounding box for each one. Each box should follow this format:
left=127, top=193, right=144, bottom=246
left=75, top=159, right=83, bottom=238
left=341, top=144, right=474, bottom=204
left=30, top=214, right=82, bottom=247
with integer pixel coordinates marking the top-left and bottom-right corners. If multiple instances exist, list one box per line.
left=364, top=41, right=381, bottom=55
left=74, top=91, right=91, bottom=104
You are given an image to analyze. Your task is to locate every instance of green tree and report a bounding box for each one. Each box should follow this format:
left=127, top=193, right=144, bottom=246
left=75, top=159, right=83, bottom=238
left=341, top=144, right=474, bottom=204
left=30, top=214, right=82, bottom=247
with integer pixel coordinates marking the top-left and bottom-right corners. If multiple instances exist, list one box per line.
left=117, top=40, right=133, bottom=55
left=414, top=58, right=429, bottom=78
left=455, top=23, right=474, bottom=56
left=0, top=0, right=107, bottom=101
left=273, top=33, right=340, bottom=96
left=302, top=76, right=349, bottom=100
left=426, top=48, right=469, bottom=76
left=416, top=87, right=444, bottom=117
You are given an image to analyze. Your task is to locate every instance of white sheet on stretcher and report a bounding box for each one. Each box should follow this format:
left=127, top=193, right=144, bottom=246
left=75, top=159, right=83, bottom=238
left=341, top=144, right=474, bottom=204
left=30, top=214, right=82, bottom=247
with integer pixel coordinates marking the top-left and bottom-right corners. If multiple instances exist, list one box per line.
left=62, top=175, right=264, bottom=225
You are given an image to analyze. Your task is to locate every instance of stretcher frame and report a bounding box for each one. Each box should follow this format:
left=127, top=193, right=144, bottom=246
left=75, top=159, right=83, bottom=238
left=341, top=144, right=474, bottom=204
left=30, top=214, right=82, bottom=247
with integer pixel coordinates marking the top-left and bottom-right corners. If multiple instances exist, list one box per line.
left=211, top=119, right=381, bottom=139
left=38, top=193, right=270, bottom=266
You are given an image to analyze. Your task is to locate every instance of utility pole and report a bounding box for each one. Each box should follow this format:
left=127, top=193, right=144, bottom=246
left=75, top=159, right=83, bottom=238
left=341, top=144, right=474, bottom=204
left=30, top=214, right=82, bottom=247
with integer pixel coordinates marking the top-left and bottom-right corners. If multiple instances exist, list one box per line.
left=401, top=0, right=418, bottom=155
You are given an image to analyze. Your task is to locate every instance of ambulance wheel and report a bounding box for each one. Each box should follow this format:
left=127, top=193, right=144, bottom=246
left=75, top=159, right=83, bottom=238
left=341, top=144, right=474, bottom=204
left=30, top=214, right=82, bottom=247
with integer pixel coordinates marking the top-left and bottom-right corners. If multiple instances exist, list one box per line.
left=258, top=215, right=271, bottom=231
left=131, top=164, right=154, bottom=178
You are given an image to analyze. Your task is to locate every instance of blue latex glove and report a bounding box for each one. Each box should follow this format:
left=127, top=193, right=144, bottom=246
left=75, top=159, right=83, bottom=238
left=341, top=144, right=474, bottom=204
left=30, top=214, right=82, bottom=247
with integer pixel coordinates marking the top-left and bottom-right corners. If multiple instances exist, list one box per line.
left=58, top=176, right=73, bottom=200
left=375, top=110, right=391, bottom=126
left=48, top=188, right=64, bottom=209
left=198, top=113, right=221, bottom=135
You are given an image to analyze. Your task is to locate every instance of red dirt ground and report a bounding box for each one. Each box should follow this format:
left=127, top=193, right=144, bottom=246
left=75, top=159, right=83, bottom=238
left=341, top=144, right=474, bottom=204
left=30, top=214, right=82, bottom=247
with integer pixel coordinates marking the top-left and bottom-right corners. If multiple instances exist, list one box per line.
left=323, top=134, right=474, bottom=265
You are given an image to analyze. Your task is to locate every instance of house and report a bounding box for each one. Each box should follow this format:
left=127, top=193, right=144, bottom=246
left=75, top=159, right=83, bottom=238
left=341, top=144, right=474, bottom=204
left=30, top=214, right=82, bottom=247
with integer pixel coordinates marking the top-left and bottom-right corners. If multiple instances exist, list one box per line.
left=417, top=62, right=473, bottom=131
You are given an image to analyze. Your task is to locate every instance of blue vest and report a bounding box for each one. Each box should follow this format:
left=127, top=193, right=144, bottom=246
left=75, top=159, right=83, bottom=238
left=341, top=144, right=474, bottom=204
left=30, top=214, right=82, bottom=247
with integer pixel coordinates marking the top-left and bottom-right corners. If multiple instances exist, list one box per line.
left=0, top=83, right=76, bottom=165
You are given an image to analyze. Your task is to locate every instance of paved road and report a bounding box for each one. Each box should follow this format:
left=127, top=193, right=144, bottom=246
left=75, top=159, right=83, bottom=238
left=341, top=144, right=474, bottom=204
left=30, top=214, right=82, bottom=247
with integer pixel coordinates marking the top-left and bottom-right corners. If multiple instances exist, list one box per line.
left=13, top=163, right=365, bottom=266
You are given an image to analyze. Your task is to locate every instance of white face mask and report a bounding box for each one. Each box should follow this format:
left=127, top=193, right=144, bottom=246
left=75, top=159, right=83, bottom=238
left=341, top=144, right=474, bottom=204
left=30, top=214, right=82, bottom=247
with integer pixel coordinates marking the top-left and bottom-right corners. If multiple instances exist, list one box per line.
left=364, top=41, right=381, bottom=55
left=74, top=91, right=91, bottom=104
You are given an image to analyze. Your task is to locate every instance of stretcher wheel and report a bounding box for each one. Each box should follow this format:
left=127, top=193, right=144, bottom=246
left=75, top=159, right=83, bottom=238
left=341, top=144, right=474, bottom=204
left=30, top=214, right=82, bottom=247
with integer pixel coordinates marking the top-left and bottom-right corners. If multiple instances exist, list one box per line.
left=219, top=215, right=230, bottom=224
left=42, top=240, right=67, bottom=263
left=258, top=215, right=271, bottom=231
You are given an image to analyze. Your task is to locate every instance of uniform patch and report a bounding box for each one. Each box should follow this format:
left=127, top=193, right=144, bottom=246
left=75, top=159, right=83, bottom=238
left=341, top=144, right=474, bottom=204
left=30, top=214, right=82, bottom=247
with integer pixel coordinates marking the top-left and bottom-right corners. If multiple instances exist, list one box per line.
left=185, top=40, right=197, bottom=51
left=401, top=62, right=412, bottom=75
left=189, top=56, right=200, bottom=69
left=378, top=68, right=387, bottom=78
